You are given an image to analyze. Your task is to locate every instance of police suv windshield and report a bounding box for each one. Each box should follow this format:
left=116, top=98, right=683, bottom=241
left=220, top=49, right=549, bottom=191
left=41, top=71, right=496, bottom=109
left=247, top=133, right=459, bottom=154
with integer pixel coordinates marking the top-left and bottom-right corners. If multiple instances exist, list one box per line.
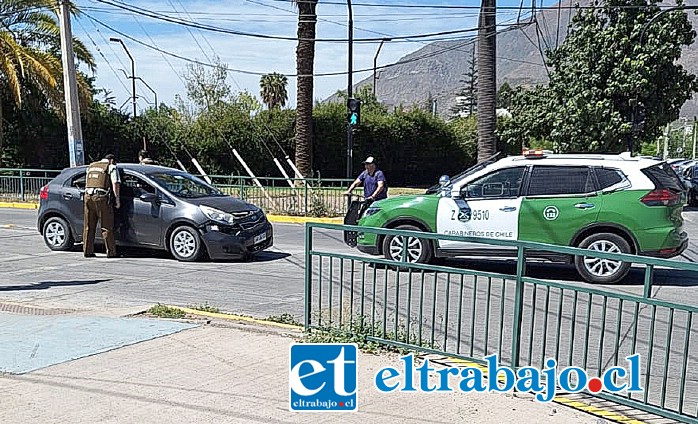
left=149, top=172, right=225, bottom=198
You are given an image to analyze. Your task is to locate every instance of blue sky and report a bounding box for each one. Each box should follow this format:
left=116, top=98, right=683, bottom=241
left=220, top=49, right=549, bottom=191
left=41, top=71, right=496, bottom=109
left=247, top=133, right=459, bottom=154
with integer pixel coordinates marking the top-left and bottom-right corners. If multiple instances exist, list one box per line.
left=72, top=0, right=554, bottom=112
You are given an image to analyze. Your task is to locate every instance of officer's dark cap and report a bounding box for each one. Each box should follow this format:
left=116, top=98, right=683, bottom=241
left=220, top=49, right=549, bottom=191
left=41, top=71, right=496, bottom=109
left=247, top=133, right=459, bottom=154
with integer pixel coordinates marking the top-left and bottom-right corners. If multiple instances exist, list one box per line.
left=105, top=154, right=116, bottom=160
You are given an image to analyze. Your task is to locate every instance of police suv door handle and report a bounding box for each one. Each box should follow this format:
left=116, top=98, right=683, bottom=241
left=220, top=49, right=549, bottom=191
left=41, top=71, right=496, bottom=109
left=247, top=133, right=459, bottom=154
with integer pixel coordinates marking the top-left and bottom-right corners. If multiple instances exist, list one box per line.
left=574, top=202, right=595, bottom=209
left=499, top=206, right=517, bottom=212
left=63, top=193, right=73, bottom=200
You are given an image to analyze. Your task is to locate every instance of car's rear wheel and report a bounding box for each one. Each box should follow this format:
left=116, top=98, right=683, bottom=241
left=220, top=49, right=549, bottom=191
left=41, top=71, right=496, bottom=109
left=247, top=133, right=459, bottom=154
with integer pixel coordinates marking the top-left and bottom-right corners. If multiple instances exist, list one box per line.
left=42, top=217, right=74, bottom=251
left=382, top=224, right=433, bottom=265
left=169, top=225, right=203, bottom=262
left=574, top=233, right=631, bottom=284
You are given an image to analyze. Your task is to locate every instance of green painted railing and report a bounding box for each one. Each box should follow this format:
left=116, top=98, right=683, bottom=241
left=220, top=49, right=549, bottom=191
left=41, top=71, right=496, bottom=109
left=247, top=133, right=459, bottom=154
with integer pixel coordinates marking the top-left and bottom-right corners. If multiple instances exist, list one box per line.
left=305, top=223, right=698, bottom=424
left=0, top=168, right=353, bottom=216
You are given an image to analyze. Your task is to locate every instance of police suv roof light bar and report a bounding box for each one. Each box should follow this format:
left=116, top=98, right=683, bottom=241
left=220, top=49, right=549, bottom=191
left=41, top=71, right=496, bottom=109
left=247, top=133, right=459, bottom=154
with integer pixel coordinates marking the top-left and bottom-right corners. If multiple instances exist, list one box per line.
left=522, top=147, right=546, bottom=158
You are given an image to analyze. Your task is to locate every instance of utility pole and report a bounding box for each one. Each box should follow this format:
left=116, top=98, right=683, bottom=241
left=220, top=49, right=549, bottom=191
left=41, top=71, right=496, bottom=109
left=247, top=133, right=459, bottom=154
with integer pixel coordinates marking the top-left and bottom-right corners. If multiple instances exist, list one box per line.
left=58, top=0, right=84, bottom=167
left=346, top=0, right=354, bottom=179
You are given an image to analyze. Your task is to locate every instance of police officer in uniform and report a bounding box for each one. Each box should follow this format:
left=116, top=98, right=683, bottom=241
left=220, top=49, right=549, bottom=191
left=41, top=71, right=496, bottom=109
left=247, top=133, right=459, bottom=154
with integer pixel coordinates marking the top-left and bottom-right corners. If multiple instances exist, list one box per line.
left=83, top=154, right=121, bottom=258
left=138, top=149, right=158, bottom=165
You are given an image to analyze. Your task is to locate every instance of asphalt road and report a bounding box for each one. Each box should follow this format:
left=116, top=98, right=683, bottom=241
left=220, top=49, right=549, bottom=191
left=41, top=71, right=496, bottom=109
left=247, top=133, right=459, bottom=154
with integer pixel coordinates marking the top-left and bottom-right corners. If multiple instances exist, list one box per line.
left=3, top=207, right=698, bottom=318
left=0, top=208, right=353, bottom=319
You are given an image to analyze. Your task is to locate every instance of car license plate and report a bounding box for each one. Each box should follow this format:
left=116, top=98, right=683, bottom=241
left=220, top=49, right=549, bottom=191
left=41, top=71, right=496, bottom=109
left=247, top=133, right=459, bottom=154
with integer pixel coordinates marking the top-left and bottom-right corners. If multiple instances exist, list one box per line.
left=254, top=232, right=267, bottom=244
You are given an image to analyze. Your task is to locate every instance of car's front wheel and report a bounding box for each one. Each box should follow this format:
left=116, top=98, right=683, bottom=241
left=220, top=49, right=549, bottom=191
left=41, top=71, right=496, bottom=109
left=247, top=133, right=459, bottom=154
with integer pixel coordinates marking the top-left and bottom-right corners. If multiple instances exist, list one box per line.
left=42, top=217, right=74, bottom=251
left=169, top=225, right=203, bottom=262
left=382, top=224, right=433, bottom=265
left=574, top=233, right=632, bottom=284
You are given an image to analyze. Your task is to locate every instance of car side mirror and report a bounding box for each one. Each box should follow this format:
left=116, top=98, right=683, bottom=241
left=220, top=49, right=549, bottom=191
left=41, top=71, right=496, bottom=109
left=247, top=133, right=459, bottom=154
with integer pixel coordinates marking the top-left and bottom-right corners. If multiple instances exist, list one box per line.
left=139, top=192, right=159, bottom=203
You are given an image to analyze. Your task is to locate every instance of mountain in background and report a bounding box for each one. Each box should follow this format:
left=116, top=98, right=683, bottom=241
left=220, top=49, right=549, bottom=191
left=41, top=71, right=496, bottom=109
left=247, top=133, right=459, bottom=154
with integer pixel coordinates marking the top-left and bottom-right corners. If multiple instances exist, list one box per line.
left=325, top=0, right=698, bottom=119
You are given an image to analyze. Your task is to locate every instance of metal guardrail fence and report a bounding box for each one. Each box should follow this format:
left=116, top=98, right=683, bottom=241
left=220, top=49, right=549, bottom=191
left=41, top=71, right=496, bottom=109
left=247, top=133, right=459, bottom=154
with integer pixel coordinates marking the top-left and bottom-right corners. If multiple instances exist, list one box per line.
left=0, top=168, right=353, bottom=216
left=304, top=223, right=698, bottom=424
left=0, top=169, right=62, bottom=202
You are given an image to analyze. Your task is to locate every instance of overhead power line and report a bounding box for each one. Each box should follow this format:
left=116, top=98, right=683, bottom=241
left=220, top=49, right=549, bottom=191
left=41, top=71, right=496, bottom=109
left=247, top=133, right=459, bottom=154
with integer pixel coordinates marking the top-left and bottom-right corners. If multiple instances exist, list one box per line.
left=93, top=0, right=499, bottom=43
left=82, top=9, right=535, bottom=79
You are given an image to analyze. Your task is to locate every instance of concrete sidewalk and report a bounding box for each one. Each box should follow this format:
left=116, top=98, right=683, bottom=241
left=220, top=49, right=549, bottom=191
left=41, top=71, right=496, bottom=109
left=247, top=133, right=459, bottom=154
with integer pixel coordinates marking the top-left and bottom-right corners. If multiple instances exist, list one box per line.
left=0, top=311, right=601, bottom=424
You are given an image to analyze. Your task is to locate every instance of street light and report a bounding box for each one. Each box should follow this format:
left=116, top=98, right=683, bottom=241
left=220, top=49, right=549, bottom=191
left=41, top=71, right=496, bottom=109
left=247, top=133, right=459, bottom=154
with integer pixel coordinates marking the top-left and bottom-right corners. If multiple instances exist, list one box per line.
left=109, top=37, right=137, bottom=118
left=119, top=69, right=158, bottom=110
left=373, top=38, right=392, bottom=97
left=137, top=77, right=158, bottom=110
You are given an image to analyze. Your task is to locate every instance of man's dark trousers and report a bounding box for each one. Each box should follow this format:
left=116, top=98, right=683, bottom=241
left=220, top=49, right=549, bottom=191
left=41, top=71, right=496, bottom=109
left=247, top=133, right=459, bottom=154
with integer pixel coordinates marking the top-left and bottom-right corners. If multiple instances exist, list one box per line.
left=83, top=193, right=116, bottom=257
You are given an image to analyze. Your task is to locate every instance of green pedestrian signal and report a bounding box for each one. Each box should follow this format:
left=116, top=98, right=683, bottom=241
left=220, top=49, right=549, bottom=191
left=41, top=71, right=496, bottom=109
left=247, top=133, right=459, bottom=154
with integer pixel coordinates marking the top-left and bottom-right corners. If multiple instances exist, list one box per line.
left=347, top=98, right=361, bottom=126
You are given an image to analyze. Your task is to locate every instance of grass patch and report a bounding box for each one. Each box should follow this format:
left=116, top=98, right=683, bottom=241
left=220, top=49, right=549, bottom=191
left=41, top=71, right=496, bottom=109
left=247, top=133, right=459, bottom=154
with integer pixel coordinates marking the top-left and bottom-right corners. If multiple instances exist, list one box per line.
left=302, top=314, right=438, bottom=355
left=191, top=302, right=221, bottom=313
left=266, top=313, right=302, bottom=326
left=147, top=304, right=186, bottom=319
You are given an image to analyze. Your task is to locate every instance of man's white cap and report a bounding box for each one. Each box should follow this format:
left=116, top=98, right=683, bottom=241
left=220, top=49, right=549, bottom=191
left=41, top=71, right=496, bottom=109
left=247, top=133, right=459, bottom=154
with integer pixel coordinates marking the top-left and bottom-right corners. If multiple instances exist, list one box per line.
left=363, top=156, right=375, bottom=164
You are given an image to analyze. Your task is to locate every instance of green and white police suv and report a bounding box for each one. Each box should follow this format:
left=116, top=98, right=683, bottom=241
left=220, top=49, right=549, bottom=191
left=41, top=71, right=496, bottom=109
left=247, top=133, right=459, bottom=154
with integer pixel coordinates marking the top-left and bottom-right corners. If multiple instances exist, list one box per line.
left=350, top=150, right=688, bottom=284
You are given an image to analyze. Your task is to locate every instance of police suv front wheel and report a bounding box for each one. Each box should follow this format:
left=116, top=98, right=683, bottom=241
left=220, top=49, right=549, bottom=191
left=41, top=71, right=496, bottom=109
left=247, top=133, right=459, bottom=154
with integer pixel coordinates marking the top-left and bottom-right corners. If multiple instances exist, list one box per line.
left=382, top=224, right=433, bottom=265
left=169, top=225, right=203, bottom=262
left=42, top=216, right=74, bottom=251
left=574, top=233, right=631, bottom=284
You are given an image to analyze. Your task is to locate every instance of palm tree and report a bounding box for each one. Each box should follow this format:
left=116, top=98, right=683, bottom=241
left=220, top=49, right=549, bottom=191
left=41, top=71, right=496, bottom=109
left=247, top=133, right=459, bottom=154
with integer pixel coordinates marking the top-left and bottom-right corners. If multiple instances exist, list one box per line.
left=290, top=0, right=318, bottom=178
left=0, top=0, right=95, bottom=163
left=260, top=72, right=288, bottom=110
left=477, top=0, right=497, bottom=161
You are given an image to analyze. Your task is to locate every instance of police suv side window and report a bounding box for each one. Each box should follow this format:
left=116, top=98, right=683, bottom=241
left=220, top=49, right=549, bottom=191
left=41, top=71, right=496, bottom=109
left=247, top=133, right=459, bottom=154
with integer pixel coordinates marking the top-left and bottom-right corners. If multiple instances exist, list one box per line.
left=527, top=166, right=594, bottom=196
left=461, top=167, right=526, bottom=199
left=594, top=168, right=625, bottom=190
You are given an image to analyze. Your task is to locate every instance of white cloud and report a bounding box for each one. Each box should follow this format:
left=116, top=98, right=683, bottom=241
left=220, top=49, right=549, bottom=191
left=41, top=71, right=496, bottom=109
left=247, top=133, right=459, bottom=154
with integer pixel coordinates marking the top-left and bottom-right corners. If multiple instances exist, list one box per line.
left=73, top=0, right=489, bottom=112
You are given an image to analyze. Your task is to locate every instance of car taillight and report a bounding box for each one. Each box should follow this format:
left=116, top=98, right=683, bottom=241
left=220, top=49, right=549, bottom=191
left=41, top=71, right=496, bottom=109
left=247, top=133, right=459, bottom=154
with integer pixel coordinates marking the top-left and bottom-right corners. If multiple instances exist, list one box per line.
left=39, top=185, right=49, bottom=200
left=641, top=189, right=680, bottom=206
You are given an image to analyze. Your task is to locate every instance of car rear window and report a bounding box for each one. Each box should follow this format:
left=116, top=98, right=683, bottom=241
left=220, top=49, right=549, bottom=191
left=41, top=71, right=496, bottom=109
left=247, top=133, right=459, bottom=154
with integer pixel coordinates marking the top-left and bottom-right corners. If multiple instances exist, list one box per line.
left=642, top=163, right=685, bottom=192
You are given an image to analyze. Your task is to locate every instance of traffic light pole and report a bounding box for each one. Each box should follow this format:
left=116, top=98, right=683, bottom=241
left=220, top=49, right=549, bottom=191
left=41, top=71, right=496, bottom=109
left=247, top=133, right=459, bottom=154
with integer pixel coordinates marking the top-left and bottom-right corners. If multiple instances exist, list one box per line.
left=346, top=0, right=353, bottom=179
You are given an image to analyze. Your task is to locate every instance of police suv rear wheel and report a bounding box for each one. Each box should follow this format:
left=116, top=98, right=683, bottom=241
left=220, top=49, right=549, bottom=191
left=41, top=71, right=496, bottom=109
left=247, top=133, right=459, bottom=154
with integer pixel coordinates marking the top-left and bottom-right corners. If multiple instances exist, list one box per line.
left=43, top=217, right=74, bottom=251
left=574, top=233, right=631, bottom=284
left=382, top=224, right=433, bottom=265
left=169, top=225, right=203, bottom=262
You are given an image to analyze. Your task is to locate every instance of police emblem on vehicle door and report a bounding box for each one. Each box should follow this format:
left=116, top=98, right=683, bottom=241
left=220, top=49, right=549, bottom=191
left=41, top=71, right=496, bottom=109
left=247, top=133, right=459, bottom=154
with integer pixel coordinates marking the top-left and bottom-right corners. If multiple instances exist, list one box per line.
left=454, top=198, right=471, bottom=222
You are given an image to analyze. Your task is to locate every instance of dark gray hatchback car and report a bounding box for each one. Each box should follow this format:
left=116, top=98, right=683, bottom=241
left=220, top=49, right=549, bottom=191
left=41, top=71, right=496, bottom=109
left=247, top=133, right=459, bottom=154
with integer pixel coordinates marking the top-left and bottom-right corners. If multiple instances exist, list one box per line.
left=37, top=164, right=273, bottom=261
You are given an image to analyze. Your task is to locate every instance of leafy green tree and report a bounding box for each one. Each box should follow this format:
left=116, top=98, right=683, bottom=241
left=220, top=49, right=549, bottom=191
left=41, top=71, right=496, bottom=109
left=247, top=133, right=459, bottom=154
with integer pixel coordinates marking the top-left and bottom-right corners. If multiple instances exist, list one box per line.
left=496, top=82, right=514, bottom=110
left=504, top=0, right=698, bottom=153
left=181, top=57, right=231, bottom=115
left=260, top=72, right=288, bottom=110
left=450, top=48, right=478, bottom=118
left=0, top=0, right=95, bottom=165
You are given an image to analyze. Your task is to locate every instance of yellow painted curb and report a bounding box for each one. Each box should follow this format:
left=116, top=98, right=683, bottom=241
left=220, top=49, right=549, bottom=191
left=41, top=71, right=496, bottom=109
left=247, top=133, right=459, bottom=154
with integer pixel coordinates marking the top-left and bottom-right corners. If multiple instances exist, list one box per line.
left=266, top=215, right=343, bottom=224
left=170, top=305, right=303, bottom=330
left=437, top=356, right=645, bottom=424
left=0, top=201, right=38, bottom=209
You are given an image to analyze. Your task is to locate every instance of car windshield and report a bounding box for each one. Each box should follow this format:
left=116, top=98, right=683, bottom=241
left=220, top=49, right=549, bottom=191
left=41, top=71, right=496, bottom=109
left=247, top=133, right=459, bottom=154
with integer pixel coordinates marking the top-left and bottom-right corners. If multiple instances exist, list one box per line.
left=149, top=172, right=225, bottom=198
left=426, top=151, right=502, bottom=194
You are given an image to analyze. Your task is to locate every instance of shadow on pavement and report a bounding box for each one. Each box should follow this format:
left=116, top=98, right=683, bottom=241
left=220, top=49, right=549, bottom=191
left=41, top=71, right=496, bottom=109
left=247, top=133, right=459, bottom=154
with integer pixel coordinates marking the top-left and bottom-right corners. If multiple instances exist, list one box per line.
left=0, top=279, right=111, bottom=292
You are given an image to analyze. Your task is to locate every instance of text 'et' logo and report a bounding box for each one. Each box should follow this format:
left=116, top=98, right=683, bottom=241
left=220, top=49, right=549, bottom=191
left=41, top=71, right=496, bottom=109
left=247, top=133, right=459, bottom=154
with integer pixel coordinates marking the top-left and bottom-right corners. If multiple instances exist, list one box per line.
left=289, top=343, right=358, bottom=412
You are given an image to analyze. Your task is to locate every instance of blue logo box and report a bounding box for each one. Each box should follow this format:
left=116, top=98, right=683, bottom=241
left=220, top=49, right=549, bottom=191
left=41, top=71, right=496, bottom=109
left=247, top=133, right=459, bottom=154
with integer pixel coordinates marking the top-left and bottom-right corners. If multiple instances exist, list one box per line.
left=289, top=343, right=358, bottom=412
